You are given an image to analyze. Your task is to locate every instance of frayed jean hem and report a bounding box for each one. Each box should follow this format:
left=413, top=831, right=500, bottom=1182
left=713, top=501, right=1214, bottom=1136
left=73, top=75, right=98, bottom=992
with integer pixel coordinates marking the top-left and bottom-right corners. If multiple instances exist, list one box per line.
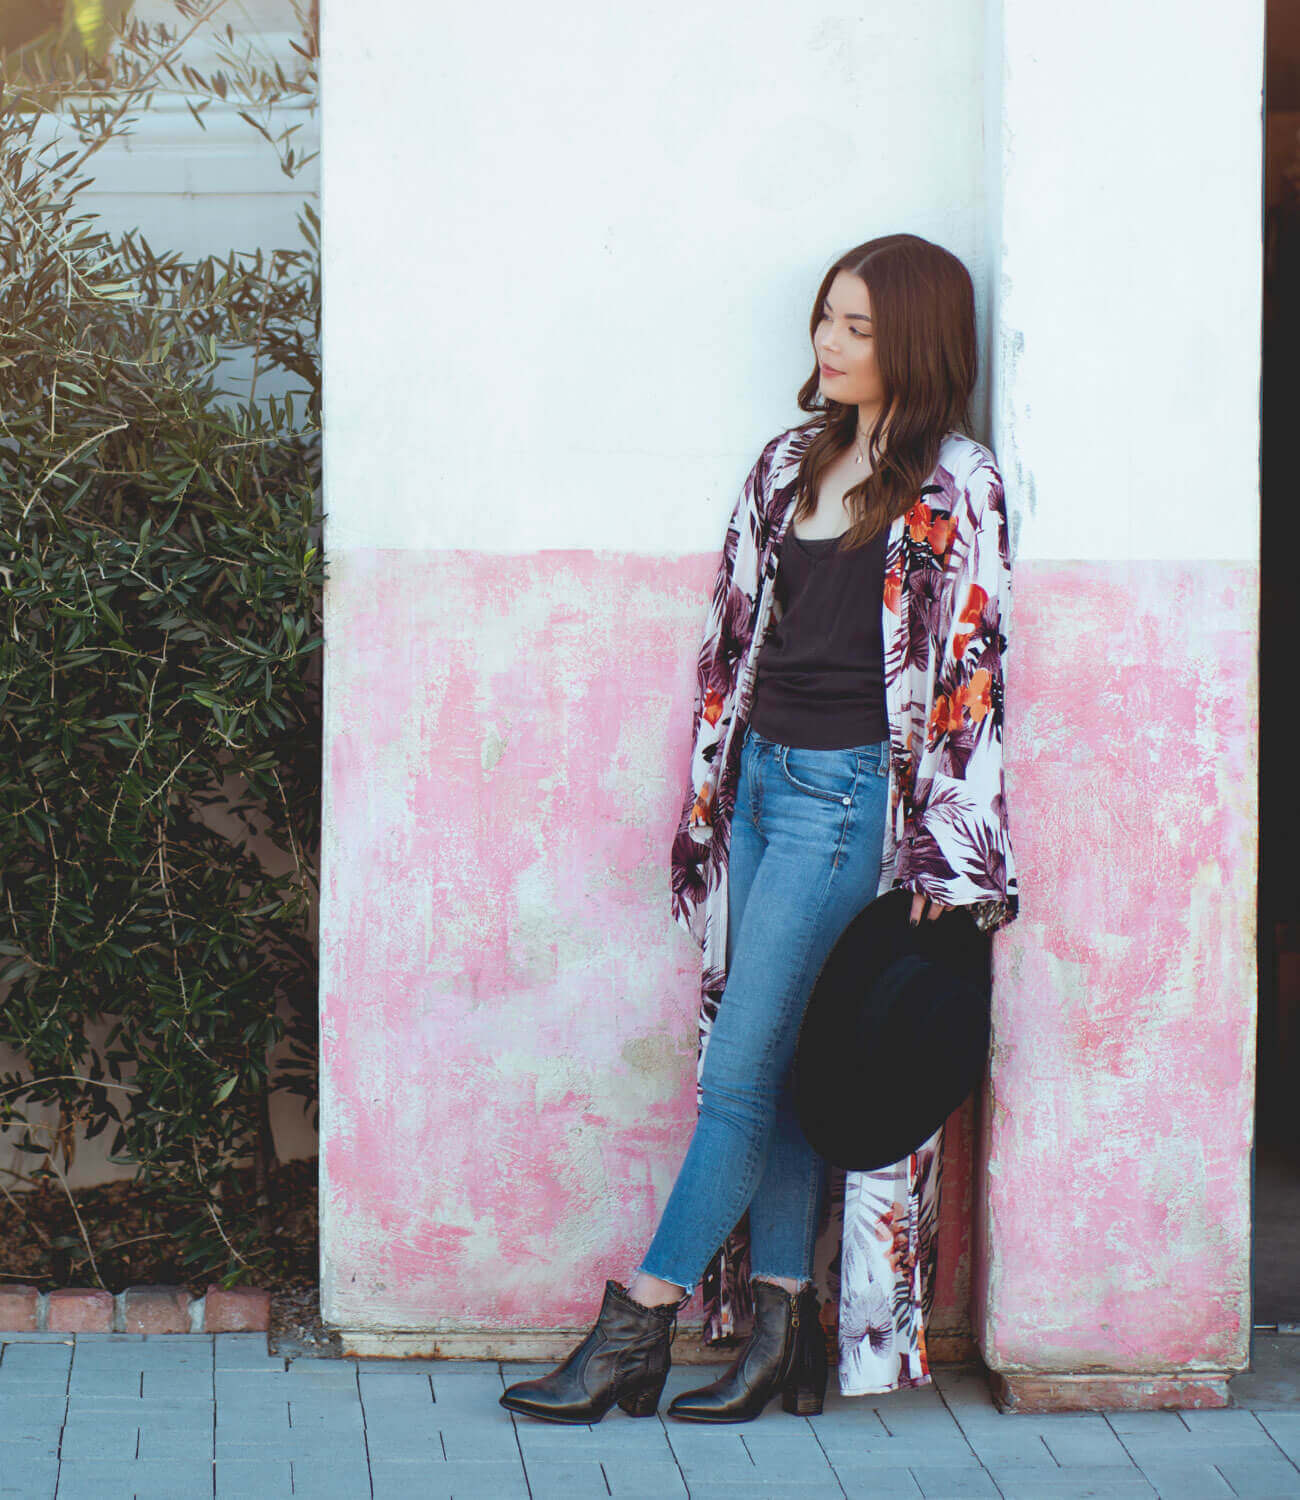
left=629, top=1263, right=695, bottom=1301
left=750, top=1270, right=815, bottom=1291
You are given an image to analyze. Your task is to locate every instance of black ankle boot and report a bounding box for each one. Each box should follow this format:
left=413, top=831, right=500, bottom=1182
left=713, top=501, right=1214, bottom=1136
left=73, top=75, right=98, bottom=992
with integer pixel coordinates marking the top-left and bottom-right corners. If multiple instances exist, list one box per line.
left=667, top=1279, right=828, bottom=1422
left=498, top=1279, right=683, bottom=1424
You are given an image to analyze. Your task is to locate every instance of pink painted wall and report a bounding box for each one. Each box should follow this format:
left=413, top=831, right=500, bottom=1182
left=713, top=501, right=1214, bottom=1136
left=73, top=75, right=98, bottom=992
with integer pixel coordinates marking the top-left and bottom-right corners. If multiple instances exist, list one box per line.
left=973, top=560, right=1258, bottom=1375
left=321, top=550, right=1258, bottom=1373
left=321, top=549, right=712, bottom=1331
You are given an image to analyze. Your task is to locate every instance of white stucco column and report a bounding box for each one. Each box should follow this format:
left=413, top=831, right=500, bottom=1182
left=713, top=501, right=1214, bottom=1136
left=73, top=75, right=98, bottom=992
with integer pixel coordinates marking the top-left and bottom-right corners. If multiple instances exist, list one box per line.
left=974, top=0, right=1264, bottom=1409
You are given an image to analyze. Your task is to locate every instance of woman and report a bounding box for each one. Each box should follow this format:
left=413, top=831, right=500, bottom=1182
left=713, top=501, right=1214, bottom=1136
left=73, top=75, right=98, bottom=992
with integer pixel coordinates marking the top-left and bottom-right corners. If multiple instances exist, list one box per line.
left=500, top=233, right=1020, bottom=1427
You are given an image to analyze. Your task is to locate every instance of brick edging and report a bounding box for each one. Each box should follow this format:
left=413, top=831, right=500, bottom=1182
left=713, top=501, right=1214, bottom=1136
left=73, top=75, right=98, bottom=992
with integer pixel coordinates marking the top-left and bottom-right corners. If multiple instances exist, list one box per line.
left=0, top=1283, right=270, bottom=1334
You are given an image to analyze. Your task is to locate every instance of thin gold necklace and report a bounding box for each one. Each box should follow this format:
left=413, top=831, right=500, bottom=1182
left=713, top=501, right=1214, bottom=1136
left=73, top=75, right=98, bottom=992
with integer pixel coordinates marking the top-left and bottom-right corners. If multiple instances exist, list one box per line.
left=854, top=430, right=869, bottom=465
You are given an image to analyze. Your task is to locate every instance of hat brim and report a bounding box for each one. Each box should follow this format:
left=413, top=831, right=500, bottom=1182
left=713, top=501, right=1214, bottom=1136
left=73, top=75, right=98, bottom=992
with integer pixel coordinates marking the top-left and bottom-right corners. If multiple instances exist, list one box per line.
left=793, top=888, right=993, bottom=1171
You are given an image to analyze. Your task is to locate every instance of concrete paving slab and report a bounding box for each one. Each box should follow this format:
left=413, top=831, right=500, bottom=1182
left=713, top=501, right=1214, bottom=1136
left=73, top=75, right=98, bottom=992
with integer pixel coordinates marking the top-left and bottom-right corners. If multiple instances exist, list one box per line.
left=1260, top=1410, right=1300, bottom=1464
left=816, top=1442, right=981, bottom=1467
left=0, top=1344, right=71, bottom=1373
left=830, top=1472, right=927, bottom=1500
left=1120, top=1431, right=1280, bottom=1464
left=1107, top=1409, right=1199, bottom=1435
left=513, top=1419, right=677, bottom=1457
left=57, top=1419, right=141, bottom=1459
left=358, top=1369, right=435, bottom=1399
left=139, top=1369, right=215, bottom=1401
left=598, top=1456, right=692, bottom=1497
left=906, top=1468, right=1004, bottom=1497
left=1213, top=1457, right=1300, bottom=1496
left=0, top=1437, right=60, bottom=1464
left=215, top=1352, right=285, bottom=1375
left=521, top=1457, right=623, bottom=1499
left=681, top=1484, right=846, bottom=1498
left=1126, top=1460, right=1248, bottom=1496
left=1042, top=1425, right=1145, bottom=1464
left=986, top=1463, right=1159, bottom=1492
left=56, top=1457, right=215, bottom=1499
left=961, top=1431, right=1060, bottom=1465
left=214, top=1456, right=294, bottom=1497
left=375, top=1458, right=532, bottom=1499
left=289, top=1456, right=376, bottom=1494
left=440, top=1416, right=530, bottom=1461
left=0, top=1461, right=58, bottom=1500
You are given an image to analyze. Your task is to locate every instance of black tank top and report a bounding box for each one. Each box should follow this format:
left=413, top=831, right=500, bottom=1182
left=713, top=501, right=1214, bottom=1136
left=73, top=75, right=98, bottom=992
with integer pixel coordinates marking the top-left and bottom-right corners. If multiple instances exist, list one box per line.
left=747, top=524, right=889, bottom=750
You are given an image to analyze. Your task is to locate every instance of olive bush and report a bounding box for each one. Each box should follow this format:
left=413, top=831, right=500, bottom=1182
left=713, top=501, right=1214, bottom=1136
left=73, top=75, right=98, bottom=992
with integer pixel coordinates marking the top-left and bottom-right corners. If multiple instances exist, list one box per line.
left=0, top=0, right=323, bottom=1286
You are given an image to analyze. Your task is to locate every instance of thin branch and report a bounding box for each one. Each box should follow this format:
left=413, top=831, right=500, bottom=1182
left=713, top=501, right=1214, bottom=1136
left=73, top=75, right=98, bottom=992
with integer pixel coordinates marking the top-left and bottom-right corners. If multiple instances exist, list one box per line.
left=20, top=420, right=130, bottom=524
left=6, top=1120, right=104, bottom=1289
left=0, top=1179, right=53, bottom=1249
left=0, top=1075, right=142, bottom=1100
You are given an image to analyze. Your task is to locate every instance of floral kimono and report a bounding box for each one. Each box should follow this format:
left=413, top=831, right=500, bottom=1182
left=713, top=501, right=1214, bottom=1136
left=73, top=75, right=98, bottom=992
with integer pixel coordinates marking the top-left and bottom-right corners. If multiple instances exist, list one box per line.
left=669, top=416, right=1020, bottom=1396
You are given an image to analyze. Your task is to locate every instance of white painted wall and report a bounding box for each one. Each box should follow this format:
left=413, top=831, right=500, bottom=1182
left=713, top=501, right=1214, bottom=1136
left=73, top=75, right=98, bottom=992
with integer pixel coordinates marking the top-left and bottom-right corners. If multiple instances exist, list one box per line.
left=322, top=0, right=993, bottom=557
left=989, top=0, right=1264, bottom=564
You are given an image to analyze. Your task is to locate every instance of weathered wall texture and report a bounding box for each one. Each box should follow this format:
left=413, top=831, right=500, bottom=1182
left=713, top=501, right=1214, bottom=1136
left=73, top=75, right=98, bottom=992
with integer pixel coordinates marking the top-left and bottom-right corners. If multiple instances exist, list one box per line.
left=321, top=552, right=710, bottom=1330
left=320, top=555, right=1257, bottom=1357
left=974, top=561, right=1258, bottom=1377
left=319, top=550, right=991, bottom=1338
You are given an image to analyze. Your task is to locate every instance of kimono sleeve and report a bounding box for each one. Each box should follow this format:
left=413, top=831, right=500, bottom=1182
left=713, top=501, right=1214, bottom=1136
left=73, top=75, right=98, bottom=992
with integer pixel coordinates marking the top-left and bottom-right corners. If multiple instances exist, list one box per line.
left=675, top=449, right=767, bottom=837
left=895, top=460, right=1020, bottom=930
left=669, top=451, right=766, bottom=942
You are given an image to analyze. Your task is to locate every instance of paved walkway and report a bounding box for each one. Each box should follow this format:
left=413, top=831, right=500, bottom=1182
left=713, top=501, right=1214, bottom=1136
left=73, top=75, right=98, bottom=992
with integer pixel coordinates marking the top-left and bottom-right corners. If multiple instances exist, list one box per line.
left=2, top=1330, right=1299, bottom=1499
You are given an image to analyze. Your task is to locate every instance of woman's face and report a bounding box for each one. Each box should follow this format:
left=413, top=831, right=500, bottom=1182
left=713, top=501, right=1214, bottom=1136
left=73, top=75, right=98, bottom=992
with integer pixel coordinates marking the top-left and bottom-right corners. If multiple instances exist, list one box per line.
left=814, top=270, right=886, bottom=414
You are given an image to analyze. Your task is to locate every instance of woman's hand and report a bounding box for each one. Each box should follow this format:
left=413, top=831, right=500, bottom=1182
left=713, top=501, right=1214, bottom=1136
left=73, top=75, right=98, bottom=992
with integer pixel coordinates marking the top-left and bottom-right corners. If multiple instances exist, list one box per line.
left=909, top=891, right=949, bottom=925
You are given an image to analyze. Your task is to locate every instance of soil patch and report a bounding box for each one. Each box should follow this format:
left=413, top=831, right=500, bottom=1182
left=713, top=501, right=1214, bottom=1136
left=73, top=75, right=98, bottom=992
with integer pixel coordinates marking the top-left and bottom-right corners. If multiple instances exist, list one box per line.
left=0, top=1155, right=326, bottom=1350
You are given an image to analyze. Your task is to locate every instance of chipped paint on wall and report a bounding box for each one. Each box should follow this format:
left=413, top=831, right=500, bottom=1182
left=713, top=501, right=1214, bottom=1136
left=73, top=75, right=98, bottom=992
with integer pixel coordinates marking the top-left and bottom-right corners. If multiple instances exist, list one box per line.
left=321, top=550, right=1257, bottom=1371
left=974, top=558, right=1258, bottom=1373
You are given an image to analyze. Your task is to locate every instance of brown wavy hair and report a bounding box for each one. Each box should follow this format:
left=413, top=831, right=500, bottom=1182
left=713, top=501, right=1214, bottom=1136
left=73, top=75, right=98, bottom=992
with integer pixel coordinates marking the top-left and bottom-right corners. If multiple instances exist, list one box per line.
left=791, top=234, right=978, bottom=550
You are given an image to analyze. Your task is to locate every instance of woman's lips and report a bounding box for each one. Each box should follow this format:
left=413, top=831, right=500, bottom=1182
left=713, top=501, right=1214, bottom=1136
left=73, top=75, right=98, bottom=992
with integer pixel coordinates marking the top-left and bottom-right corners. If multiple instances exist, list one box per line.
left=820, top=363, right=844, bottom=377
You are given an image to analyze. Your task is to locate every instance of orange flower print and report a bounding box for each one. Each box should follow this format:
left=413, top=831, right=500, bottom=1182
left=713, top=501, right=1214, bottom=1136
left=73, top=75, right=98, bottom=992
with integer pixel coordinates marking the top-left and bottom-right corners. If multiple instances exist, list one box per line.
left=874, top=1204, right=913, bottom=1275
left=927, top=513, right=953, bottom=559
left=688, top=782, right=715, bottom=835
left=952, top=584, right=988, bottom=661
left=965, top=669, right=992, bottom=723
left=928, top=695, right=951, bottom=741
left=883, top=566, right=902, bottom=615
left=928, top=669, right=994, bottom=746
left=702, top=689, right=725, bottom=726
left=906, top=501, right=932, bottom=543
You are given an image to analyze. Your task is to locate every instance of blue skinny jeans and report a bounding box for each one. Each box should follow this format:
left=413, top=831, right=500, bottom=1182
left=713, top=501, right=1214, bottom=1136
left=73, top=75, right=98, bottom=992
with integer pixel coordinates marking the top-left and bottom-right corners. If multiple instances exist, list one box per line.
left=634, top=724, right=891, bottom=1297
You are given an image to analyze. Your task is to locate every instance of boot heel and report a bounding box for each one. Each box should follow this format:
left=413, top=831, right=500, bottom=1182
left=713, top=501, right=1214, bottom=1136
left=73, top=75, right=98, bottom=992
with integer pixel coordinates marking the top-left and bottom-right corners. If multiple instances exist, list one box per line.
left=781, top=1382, right=825, bottom=1416
left=780, top=1287, right=828, bottom=1416
left=618, top=1372, right=667, bottom=1417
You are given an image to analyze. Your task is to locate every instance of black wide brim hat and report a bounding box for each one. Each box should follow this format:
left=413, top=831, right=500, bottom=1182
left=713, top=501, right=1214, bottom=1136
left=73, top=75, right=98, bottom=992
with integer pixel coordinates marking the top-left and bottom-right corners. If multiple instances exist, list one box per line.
left=793, top=886, right=993, bottom=1172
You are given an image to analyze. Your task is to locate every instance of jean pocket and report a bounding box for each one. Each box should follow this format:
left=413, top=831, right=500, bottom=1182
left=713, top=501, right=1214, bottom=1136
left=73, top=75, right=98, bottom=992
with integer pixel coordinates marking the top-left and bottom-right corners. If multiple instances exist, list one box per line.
left=778, top=745, right=859, bottom=803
